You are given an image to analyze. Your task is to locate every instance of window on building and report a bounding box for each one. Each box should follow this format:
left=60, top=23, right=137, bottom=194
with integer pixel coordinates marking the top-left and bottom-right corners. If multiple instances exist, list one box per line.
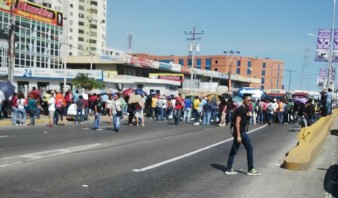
left=236, top=68, right=240, bottom=74
left=262, top=70, right=266, bottom=76
left=237, top=60, right=241, bottom=66
left=179, top=59, right=184, bottom=66
left=261, top=78, right=265, bottom=84
left=247, top=68, right=251, bottom=75
left=262, top=62, right=266, bottom=69
left=42, top=3, right=51, bottom=8
left=79, top=21, right=84, bottom=26
left=196, top=59, right=201, bottom=69
left=79, top=29, right=84, bottom=34
left=79, top=13, right=85, bottom=18
left=248, top=60, right=252, bottom=67
left=70, top=4, right=73, bottom=8
left=79, top=5, right=85, bottom=10
left=90, top=24, right=97, bottom=29
left=206, top=58, right=211, bottom=68
left=78, top=37, right=84, bottom=42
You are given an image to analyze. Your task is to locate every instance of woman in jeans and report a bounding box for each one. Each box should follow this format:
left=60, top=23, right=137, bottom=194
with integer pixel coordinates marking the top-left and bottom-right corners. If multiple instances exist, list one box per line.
left=16, top=92, right=27, bottom=126
left=11, top=92, right=18, bottom=125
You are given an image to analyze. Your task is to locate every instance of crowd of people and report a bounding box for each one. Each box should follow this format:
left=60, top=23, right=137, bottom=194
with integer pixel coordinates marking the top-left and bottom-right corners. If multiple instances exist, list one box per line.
left=0, top=86, right=336, bottom=131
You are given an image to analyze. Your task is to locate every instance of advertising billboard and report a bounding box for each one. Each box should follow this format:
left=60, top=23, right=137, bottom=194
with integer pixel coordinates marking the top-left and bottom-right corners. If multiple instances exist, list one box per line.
left=0, top=0, right=63, bottom=26
left=15, top=0, right=63, bottom=26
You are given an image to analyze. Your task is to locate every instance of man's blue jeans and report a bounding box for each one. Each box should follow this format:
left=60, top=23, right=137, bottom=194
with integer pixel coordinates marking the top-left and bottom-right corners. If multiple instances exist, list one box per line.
left=12, top=107, right=18, bottom=125
left=94, top=113, right=101, bottom=129
left=226, top=132, right=254, bottom=171
left=277, top=112, right=284, bottom=124
left=257, top=111, right=264, bottom=123
left=113, top=114, right=121, bottom=131
left=202, top=111, right=211, bottom=125
left=192, top=109, right=199, bottom=123
left=183, top=108, right=192, bottom=123
left=84, top=107, right=89, bottom=121
left=327, top=102, right=332, bottom=115
left=76, top=109, right=83, bottom=123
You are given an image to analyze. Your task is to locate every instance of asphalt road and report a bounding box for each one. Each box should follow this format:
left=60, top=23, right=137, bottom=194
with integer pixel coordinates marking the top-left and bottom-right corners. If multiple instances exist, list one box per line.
left=0, top=119, right=337, bottom=198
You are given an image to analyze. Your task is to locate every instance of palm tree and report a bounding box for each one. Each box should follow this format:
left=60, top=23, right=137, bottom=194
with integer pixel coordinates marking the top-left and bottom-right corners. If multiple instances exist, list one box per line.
left=72, top=74, right=105, bottom=90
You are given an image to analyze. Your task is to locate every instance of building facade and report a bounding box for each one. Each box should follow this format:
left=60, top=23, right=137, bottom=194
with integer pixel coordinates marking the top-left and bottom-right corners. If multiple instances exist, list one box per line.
left=29, top=0, right=107, bottom=57
left=133, top=53, right=284, bottom=90
left=0, top=1, right=63, bottom=69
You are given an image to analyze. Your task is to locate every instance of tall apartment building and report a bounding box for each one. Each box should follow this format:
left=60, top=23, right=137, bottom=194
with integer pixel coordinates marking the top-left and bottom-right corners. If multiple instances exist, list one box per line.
left=30, top=0, right=107, bottom=57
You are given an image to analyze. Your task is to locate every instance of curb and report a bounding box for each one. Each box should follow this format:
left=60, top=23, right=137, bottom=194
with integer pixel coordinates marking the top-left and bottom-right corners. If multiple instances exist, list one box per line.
left=281, top=109, right=337, bottom=170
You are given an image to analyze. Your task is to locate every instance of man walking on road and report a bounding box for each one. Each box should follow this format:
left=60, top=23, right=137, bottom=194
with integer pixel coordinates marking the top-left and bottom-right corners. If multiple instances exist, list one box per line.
left=225, top=95, right=261, bottom=176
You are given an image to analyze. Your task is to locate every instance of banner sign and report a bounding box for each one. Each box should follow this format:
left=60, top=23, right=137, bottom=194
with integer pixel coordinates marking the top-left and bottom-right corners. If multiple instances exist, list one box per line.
left=15, top=0, right=63, bottom=26
left=149, top=73, right=184, bottom=82
left=0, top=0, right=64, bottom=26
left=333, top=29, right=338, bottom=62
left=315, top=29, right=331, bottom=62
left=130, top=57, right=153, bottom=68
left=317, top=67, right=336, bottom=86
left=0, top=67, right=103, bottom=80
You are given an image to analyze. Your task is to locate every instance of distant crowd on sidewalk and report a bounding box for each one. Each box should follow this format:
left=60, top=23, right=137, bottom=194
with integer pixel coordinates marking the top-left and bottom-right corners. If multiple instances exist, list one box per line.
left=0, top=86, right=335, bottom=130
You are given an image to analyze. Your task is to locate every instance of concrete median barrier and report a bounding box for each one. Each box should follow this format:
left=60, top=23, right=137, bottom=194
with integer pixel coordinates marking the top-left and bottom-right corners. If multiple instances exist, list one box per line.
left=282, top=109, right=338, bottom=171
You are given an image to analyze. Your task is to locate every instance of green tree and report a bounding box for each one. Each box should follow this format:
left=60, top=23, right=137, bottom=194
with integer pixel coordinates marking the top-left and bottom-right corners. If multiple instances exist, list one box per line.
left=72, top=74, right=105, bottom=90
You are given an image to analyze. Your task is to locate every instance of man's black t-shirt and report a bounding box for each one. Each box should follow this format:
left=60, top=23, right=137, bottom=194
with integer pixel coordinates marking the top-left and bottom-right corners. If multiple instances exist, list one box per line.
left=234, top=105, right=248, bottom=134
left=93, top=100, right=103, bottom=113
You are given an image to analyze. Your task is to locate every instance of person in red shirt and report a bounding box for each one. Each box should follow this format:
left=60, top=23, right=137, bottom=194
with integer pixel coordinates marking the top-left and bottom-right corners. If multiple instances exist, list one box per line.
left=174, top=96, right=183, bottom=125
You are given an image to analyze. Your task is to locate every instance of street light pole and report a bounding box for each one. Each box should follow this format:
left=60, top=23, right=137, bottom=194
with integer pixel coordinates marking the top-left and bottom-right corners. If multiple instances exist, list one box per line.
left=63, top=17, right=67, bottom=94
left=224, top=50, right=240, bottom=92
left=8, top=0, right=16, bottom=83
left=327, top=0, right=336, bottom=90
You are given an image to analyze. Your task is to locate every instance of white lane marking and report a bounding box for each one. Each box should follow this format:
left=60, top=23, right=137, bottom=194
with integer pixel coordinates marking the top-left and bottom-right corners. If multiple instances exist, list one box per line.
left=0, top=135, right=9, bottom=139
left=0, top=143, right=102, bottom=168
left=133, top=125, right=267, bottom=172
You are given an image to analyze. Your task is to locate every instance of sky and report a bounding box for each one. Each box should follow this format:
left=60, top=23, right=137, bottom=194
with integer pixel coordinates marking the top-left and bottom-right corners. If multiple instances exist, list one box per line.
left=106, top=0, right=336, bottom=91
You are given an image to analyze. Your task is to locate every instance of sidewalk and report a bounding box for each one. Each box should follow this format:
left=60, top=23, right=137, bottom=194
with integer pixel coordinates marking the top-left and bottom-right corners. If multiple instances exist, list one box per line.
left=0, top=115, right=64, bottom=128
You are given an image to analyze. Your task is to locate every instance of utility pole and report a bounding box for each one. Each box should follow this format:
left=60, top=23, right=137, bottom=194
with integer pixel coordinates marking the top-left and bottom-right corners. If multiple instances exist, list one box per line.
left=285, top=69, right=296, bottom=92
left=8, top=0, right=16, bottom=83
left=184, top=26, right=203, bottom=94
left=224, top=50, right=240, bottom=92
left=127, top=32, right=133, bottom=54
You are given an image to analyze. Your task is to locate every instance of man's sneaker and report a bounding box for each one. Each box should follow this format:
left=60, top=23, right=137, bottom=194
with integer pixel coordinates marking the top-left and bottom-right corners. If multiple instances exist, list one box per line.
left=96, top=128, right=103, bottom=131
left=225, top=168, right=238, bottom=175
left=194, top=122, right=200, bottom=125
left=247, top=168, right=261, bottom=176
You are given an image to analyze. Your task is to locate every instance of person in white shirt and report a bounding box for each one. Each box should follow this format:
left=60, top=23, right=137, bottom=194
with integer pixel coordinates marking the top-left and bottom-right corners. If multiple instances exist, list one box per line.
left=16, top=92, right=27, bottom=125
left=105, top=95, right=113, bottom=124
left=48, top=92, right=56, bottom=127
